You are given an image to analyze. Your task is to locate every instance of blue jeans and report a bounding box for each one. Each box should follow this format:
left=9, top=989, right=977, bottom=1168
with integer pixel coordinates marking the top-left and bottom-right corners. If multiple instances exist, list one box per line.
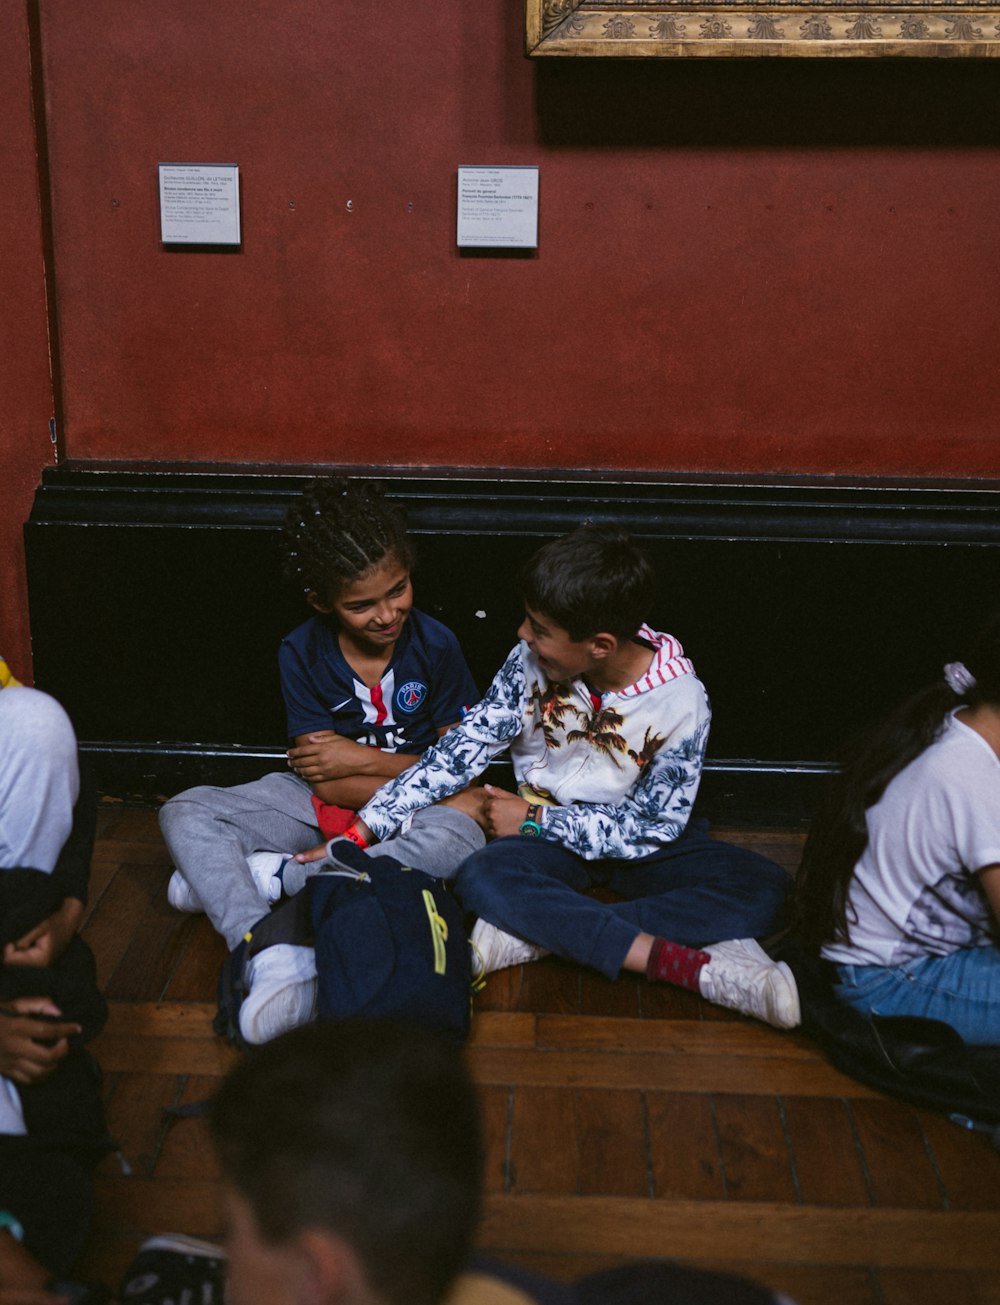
left=833, top=946, right=1000, bottom=1046
left=453, top=821, right=791, bottom=979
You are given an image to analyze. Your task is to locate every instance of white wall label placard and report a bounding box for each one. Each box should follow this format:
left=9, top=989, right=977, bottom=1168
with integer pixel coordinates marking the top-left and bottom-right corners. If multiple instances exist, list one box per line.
left=457, top=166, right=539, bottom=249
left=158, top=163, right=241, bottom=245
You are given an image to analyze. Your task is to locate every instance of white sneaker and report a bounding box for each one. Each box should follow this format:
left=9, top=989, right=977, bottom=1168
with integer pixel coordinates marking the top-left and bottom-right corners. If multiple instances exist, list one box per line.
left=167, top=855, right=286, bottom=917
left=167, top=870, right=203, bottom=913
left=697, top=938, right=801, bottom=1029
left=246, top=851, right=289, bottom=904
left=470, top=919, right=548, bottom=975
left=238, top=944, right=318, bottom=1045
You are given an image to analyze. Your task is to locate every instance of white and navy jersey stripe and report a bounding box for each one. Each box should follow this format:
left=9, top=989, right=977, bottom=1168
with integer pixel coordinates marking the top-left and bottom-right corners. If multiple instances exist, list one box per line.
left=279, top=609, right=478, bottom=755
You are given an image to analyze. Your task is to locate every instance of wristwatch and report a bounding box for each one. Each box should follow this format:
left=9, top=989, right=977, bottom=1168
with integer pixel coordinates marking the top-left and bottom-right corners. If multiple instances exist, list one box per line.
left=519, top=803, right=543, bottom=837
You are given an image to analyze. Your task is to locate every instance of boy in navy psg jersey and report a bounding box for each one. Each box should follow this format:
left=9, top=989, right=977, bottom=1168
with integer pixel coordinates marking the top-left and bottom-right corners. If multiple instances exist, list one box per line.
left=158, top=478, right=478, bottom=1042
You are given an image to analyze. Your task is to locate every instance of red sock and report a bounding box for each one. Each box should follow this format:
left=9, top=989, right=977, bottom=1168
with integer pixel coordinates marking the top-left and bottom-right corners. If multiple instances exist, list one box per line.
left=645, top=938, right=711, bottom=992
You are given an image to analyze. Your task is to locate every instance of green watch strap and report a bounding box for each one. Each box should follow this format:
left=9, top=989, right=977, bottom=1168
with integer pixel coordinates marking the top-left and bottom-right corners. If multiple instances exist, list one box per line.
left=519, top=803, right=544, bottom=837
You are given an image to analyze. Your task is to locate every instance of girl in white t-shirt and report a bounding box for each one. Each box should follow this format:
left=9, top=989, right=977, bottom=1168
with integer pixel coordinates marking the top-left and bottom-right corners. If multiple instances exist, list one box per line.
left=794, top=614, right=1000, bottom=1045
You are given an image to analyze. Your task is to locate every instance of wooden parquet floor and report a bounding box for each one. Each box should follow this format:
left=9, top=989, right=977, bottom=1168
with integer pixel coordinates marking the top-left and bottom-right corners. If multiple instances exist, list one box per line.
left=76, top=806, right=1000, bottom=1304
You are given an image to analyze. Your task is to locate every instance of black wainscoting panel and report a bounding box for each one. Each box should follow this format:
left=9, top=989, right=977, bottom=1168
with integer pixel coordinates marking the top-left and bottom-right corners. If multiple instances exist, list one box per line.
left=24, top=463, right=1000, bottom=822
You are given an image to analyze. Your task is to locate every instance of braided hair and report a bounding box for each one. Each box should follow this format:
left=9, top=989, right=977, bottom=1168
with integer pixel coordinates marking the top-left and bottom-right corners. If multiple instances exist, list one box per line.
left=281, top=477, right=414, bottom=609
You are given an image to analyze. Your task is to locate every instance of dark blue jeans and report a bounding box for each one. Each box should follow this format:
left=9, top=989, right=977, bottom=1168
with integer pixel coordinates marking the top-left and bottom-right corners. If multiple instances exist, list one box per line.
left=453, top=821, right=791, bottom=980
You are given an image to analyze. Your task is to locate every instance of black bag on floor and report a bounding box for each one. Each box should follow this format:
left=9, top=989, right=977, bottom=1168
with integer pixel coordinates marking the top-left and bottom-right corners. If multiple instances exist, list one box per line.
left=780, top=941, right=1000, bottom=1135
left=309, top=845, right=472, bottom=1045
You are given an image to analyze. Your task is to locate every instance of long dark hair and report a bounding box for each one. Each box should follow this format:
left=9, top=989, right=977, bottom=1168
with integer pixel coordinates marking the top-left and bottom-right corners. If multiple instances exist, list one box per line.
left=794, top=612, right=1000, bottom=952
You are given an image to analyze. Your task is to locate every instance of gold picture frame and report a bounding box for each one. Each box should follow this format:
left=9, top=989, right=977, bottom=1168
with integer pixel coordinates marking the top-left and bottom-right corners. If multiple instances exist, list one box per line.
left=526, top=0, right=1000, bottom=56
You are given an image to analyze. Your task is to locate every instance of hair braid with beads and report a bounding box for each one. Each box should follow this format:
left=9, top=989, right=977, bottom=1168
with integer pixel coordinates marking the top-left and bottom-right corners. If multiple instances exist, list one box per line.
left=281, top=477, right=414, bottom=609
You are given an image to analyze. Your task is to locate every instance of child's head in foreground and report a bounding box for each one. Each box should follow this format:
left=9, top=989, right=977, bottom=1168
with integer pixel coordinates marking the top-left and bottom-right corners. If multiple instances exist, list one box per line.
left=281, top=477, right=415, bottom=613
left=209, top=1020, right=483, bottom=1305
left=520, top=523, right=655, bottom=644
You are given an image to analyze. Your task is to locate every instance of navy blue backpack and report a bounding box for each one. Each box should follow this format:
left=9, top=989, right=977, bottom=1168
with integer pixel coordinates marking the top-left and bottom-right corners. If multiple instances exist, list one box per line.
left=308, top=845, right=473, bottom=1045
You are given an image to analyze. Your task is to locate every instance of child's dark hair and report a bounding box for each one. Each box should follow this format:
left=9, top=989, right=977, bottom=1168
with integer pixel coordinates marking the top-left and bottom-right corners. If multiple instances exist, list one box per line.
left=210, top=1020, right=483, bottom=1305
left=794, top=611, right=1000, bottom=952
left=520, top=523, right=655, bottom=642
left=281, top=477, right=414, bottom=608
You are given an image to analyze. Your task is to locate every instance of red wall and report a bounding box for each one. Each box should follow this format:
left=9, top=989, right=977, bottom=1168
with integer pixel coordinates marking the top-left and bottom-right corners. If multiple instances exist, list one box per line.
left=5, top=0, right=1000, bottom=671
left=0, top=2, right=55, bottom=680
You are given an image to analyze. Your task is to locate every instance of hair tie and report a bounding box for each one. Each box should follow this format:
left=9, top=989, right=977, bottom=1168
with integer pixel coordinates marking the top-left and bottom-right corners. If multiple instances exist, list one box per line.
left=944, top=661, right=977, bottom=695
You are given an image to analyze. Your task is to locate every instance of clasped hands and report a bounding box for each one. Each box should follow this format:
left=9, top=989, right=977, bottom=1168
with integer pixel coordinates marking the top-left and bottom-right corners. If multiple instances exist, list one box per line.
left=287, top=730, right=372, bottom=784
left=0, top=899, right=84, bottom=1085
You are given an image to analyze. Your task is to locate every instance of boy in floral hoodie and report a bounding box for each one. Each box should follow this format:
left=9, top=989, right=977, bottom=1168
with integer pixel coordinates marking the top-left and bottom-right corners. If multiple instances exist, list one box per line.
left=338, top=524, right=800, bottom=1029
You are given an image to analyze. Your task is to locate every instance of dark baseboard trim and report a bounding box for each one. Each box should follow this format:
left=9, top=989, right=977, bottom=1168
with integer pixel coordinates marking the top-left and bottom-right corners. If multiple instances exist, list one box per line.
left=30, top=460, right=1000, bottom=545
left=29, top=461, right=1000, bottom=826
left=81, top=742, right=830, bottom=827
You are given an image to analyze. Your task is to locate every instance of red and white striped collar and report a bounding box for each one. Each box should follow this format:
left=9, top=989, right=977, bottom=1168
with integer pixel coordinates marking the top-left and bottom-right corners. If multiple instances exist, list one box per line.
left=614, top=626, right=696, bottom=698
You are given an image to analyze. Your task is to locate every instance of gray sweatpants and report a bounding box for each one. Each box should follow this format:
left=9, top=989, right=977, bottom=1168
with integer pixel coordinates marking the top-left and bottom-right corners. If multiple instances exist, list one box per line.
left=158, top=771, right=484, bottom=949
left=0, top=687, right=79, bottom=874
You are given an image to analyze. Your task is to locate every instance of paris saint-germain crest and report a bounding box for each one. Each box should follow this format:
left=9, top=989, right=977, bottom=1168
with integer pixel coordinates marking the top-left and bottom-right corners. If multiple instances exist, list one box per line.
left=396, top=680, right=427, bottom=713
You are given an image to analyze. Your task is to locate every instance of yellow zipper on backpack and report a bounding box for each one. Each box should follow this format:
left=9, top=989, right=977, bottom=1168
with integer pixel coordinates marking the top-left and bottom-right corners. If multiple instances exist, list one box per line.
left=422, top=889, right=449, bottom=975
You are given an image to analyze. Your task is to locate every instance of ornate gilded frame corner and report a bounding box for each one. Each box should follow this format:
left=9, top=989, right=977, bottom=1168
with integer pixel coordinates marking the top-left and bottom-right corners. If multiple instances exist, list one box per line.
left=526, top=0, right=1000, bottom=56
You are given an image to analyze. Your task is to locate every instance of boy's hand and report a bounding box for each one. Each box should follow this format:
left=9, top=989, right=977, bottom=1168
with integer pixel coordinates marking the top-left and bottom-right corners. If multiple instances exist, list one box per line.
left=0, top=997, right=80, bottom=1085
left=482, top=786, right=530, bottom=840
left=293, top=842, right=330, bottom=864
left=287, top=732, right=372, bottom=783
left=3, top=899, right=84, bottom=970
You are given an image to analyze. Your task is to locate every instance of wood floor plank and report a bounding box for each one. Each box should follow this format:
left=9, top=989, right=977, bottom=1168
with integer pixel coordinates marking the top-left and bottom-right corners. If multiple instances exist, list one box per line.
left=93, top=1176, right=223, bottom=1236
left=79, top=807, right=998, bottom=1296
left=103, top=878, right=198, bottom=1000
left=101, top=1001, right=218, bottom=1037
left=510, top=958, right=582, bottom=1015
left=636, top=980, right=704, bottom=1020
left=93, top=1033, right=238, bottom=1076
left=469, top=1046, right=877, bottom=1097
left=575, top=1089, right=648, bottom=1198
left=714, top=1094, right=798, bottom=1203
left=509, top=1087, right=580, bottom=1195
left=162, top=915, right=228, bottom=1000
left=916, top=1108, right=1000, bottom=1209
left=577, top=968, right=642, bottom=1019
left=100, top=1072, right=183, bottom=1179
left=81, top=864, right=169, bottom=989
left=646, top=1091, right=726, bottom=1201
left=96, top=806, right=169, bottom=843
left=725, top=830, right=805, bottom=876
left=476, top=1196, right=1000, bottom=1268
left=535, top=1014, right=818, bottom=1059
left=478, top=1084, right=510, bottom=1195
left=154, top=1075, right=224, bottom=1180
left=782, top=1097, right=871, bottom=1207
left=471, top=965, right=524, bottom=1012
left=850, top=1099, right=944, bottom=1209
left=470, top=1011, right=538, bottom=1046
left=80, top=858, right=122, bottom=925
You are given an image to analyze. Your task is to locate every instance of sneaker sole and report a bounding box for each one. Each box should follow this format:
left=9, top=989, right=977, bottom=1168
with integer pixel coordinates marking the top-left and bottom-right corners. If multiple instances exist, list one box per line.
left=137, top=1233, right=226, bottom=1260
left=767, top=961, right=801, bottom=1029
